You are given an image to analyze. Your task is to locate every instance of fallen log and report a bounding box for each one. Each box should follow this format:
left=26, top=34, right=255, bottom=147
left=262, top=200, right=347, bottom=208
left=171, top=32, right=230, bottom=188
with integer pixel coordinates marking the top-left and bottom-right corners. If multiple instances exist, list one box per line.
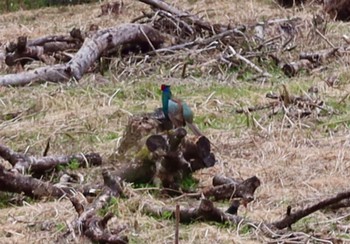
left=0, top=164, right=69, bottom=198
left=0, top=23, right=164, bottom=86
left=0, top=143, right=102, bottom=174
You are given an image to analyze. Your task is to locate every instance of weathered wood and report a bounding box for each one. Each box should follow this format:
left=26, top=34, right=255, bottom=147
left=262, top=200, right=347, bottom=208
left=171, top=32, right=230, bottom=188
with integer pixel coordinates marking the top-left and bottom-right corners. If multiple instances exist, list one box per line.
left=113, top=113, right=215, bottom=191
left=0, top=164, right=68, bottom=198
left=299, top=48, right=339, bottom=64
left=15, top=153, right=101, bottom=174
left=26, top=35, right=81, bottom=47
left=282, top=59, right=312, bottom=77
left=272, top=191, right=350, bottom=229
left=138, top=0, right=227, bottom=33
left=0, top=143, right=102, bottom=174
left=5, top=35, right=81, bottom=67
left=0, top=24, right=164, bottom=86
left=205, top=176, right=261, bottom=202
left=70, top=170, right=128, bottom=243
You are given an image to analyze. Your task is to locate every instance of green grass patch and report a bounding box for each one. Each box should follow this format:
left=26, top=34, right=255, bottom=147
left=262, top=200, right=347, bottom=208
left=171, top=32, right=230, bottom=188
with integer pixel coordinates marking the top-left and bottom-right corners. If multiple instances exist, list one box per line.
left=180, top=175, right=198, bottom=192
left=98, top=196, right=119, bottom=217
left=132, top=182, right=155, bottom=189
left=56, top=158, right=80, bottom=171
left=161, top=210, right=173, bottom=220
left=0, top=193, right=13, bottom=209
left=55, top=222, right=67, bottom=232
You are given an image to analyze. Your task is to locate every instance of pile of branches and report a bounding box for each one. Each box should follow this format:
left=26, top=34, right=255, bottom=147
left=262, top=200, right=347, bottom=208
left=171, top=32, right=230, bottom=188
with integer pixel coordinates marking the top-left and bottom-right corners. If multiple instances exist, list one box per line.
left=1, top=0, right=349, bottom=86
left=235, top=84, right=333, bottom=124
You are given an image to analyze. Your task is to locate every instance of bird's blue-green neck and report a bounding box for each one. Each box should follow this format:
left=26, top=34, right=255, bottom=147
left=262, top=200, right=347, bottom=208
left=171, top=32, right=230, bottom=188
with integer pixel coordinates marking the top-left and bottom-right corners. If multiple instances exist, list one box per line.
left=161, top=88, right=172, bottom=119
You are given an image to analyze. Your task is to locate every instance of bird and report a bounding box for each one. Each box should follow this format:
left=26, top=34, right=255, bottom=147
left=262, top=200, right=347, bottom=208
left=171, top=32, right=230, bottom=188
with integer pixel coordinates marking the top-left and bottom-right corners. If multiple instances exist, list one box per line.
left=161, top=84, right=203, bottom=136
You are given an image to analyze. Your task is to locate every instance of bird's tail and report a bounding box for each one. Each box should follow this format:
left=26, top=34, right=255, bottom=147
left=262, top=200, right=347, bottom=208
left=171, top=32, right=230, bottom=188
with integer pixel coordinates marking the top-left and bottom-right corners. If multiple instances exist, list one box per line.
left=187, top=122, right=203, bottom=137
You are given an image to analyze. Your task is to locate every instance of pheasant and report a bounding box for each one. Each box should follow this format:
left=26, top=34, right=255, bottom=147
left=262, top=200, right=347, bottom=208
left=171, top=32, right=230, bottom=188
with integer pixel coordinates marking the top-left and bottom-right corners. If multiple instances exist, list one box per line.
left=161, top=84, right=203, bottom=136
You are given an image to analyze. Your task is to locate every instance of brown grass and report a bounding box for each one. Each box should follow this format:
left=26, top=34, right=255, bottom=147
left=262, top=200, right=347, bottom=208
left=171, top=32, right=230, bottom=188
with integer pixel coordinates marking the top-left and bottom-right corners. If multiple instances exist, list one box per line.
left=1, top=0, right=350, bottom=243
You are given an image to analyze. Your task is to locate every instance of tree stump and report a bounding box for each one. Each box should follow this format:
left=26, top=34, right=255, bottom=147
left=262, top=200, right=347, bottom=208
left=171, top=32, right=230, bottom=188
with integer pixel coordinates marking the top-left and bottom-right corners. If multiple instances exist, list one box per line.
left=111, top=109, right=216, bottom=192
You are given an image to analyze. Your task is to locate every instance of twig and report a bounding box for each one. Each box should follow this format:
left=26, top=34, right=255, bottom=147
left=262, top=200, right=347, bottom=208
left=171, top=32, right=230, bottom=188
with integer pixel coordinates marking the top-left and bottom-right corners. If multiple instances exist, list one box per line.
left=315, top=29, right=335, bottom=48
left=227, top=46, right=271, bottom=77
left=175, top=204, right=180, bottom=244
left=158, top=10, right=194, bottom=36
left=42, top=137, right=51, bottom=157
left=140, top=26, right=158, bottom=54
left=153, top=28, right=242, bottom=53
left=235, top=103, right=277, bottom=114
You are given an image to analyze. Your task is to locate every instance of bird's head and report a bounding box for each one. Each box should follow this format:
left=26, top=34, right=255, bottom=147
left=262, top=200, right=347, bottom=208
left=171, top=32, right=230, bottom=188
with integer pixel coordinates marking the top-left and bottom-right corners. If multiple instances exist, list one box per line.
left=161, top=84, right=171, bottom=93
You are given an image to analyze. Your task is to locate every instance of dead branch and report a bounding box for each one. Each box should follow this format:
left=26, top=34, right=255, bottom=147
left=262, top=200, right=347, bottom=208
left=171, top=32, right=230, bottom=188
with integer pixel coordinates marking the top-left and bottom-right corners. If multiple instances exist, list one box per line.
left=173, top=175, right=260, bottom=205
left=272, top=191, right=350, bottom=229
left=299, top=48, right=339, bottom=64
left=5, top=35, right=81, bottom=67
left=226, top=46, right=271, bottom=76
left=175, top=204, right=180, bottom=244
left=143, top=198, right=244, bottom=224
left=138, top=0, right=225, bottom=33
left=0, top=143, right=102, bottom=174
left=150, top=24, right=245, bottom=56
left=70, top=170, right=128, bottom=243
left=144, top=190, right=350, bottom=241
left=235, top=102, right=278, bottom=114
left=0, top=143, right=25, bottom=165
left=204, top=175, right=261, bottom=202
left=0, top=164, right=69, bottom=198
left=0, top=24, right=164, bottom=86
left=282, top=59, right=313, bottom=77
left=327, top=198, right=350, bottom=210
left=26, top=34, right=82, bottom=47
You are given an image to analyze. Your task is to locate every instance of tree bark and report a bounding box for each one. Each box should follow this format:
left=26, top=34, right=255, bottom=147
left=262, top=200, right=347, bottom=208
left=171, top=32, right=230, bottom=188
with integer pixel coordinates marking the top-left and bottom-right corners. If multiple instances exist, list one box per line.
left=206, top=175, right=261, bottom=202
left=0, top=164, right=68, bottom=198
left=113, top=112, right=215, bottom=192
left=0, top=24, right=164, bottom=86
left=70, top=170, right=128, bottom=243
left=0, top=143, right=102, bottom=174
left=272, top=191, right=350, bottom=229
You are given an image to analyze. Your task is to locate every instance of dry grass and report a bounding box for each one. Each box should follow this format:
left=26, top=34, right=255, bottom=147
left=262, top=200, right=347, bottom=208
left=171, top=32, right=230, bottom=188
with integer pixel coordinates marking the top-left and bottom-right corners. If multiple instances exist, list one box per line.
left=1, top=0, right=350, bottom=243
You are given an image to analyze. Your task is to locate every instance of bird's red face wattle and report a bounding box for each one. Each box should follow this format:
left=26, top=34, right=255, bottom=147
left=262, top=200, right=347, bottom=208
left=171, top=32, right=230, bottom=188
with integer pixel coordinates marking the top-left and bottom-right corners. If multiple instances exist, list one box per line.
left=161, top=84, right=169, bottom=91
